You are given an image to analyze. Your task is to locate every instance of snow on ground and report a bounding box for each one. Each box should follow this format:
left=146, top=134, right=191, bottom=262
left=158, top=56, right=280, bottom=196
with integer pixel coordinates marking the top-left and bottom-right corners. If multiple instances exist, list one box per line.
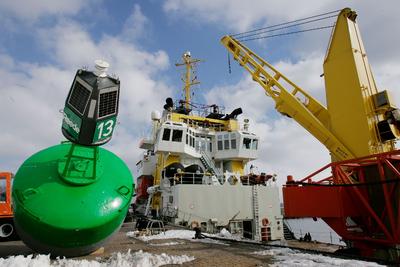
left=252, top=248, right=384, bottom=267
left=125, top=229, right=384, bottom=266
left=129, top=229, right=229, bottom=246
left=149, top=241, right=183, bottom=246
left=133, top=230, right=194, bottom=241
left=0, top=250, right=194, bottom=267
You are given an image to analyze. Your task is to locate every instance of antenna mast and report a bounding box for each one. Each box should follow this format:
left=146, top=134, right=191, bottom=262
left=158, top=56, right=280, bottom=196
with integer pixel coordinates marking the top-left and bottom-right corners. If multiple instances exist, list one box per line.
left=175, top=51, right=202, bottom=109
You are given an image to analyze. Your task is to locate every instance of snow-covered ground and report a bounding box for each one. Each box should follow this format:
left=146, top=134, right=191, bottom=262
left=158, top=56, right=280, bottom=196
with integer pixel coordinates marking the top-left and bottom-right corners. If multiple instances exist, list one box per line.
left=131, top=229, right=229, bottom=246
left=0, top=229, right=385, bottom=267
left=0, top=250, right=194, bottom=267
left=252, top=248, right=384, bottom=267
left=149, top=241, right=183, bottom=246
left=129, top=229, right=384, bottom=267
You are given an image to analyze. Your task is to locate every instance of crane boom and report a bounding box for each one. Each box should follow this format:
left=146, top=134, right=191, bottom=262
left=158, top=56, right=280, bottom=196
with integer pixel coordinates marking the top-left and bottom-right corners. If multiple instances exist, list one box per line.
left=221, top=35, right=354, bottom=161
left=221, top=8, right=400, bottom=162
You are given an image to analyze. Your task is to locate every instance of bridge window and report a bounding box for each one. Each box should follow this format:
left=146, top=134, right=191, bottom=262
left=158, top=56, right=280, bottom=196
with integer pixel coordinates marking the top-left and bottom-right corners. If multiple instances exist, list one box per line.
left=224, top=134, right=230, bottom=150
left=252, top=139, right=258, bottom=150
left=172, top=129, right=183, bottom=142
left=217, top=135, right=223, bottom=150
left=186, top=129, right=196, bottom=148
left=162, top=128, right=171, bottom=141
left=200, top=139, right=206, bottom=151
left=243, top=138, right=251, bottom=149
left=231, top=133, right=237, bottom=149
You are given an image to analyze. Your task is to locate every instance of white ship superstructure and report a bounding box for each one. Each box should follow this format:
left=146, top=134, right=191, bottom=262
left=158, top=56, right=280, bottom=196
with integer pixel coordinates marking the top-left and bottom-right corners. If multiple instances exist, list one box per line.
left=135, top=52, right=283, bottom=241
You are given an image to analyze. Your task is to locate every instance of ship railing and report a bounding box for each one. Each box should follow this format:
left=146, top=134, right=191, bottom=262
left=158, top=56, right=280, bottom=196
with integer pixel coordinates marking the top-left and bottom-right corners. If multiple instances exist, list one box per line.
left=169, top=171, right=205, bottom=185
left=173, top=102, right=226, bottom=118
left=182, top=118, right=226, bottom=132
left=167, top=172, right=225, bottom=186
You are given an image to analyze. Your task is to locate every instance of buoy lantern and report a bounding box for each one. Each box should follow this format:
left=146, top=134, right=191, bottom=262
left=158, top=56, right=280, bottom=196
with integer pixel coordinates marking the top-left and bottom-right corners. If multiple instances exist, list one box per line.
left=62, top=60, right=120, bottom=146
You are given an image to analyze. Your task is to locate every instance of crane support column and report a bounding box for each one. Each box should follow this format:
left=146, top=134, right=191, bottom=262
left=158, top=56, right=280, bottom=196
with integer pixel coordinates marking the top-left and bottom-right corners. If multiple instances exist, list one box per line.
left=324, top=8, right=396, bottom=159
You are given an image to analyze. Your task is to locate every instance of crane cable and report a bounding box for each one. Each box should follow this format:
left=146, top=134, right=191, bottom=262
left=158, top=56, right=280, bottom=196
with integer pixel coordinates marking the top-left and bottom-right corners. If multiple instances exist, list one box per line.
left=238, top=25, right=335, bottom=42
left=235, top=14, right=337, bottom=40
left=230, top=9, right=340, bottom=42
left=232, top=9, right=340, bottom=37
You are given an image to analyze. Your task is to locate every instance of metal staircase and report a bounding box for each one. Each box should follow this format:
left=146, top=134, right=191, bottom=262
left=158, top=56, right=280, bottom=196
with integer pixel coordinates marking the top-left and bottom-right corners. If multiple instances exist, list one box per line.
left=200, top=151, right=223, bottom=181
left=252, top=185, right=260, bottom=241
left=282, top=220, right=296, bottom=240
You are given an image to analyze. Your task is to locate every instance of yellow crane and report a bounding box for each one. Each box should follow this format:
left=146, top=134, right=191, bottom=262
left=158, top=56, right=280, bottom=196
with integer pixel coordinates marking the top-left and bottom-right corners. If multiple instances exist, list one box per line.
left=221, top=8, right=400, bottom=162
left=222, top=8, right=400, bottom=262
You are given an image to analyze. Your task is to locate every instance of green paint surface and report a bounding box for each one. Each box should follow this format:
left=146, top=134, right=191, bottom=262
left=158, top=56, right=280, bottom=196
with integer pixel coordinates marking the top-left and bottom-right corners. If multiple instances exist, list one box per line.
left=12, top=143, right=133, bottom=251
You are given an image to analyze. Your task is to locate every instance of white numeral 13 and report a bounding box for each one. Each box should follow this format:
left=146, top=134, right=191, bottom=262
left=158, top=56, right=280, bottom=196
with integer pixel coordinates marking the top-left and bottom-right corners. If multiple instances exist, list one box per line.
left=97, top=120, right=114, bottom=139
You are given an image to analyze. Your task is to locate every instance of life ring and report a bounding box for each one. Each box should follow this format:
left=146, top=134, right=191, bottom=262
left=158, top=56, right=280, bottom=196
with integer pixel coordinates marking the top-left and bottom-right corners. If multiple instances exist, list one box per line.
left=261, top=218, right=269, bottom=226
left=228, top=175, right=238, bottom=185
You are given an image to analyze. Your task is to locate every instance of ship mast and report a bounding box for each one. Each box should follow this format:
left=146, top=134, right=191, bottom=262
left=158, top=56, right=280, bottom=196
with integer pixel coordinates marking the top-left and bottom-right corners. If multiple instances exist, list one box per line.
left=175, top=51, right=202, bottom=109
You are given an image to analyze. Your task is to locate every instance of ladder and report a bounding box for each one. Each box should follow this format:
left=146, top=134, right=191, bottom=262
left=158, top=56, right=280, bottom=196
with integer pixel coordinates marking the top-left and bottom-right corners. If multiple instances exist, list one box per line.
left=200, top=151, right=223, bottom=181
left=252, top=185, right=260, bottom=241
left=282, top=220, right=296, bottom=240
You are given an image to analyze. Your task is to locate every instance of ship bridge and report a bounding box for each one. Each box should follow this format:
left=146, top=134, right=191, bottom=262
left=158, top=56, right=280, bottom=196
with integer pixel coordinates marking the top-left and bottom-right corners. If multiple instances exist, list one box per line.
left=154, top=114, right=258, bottom=161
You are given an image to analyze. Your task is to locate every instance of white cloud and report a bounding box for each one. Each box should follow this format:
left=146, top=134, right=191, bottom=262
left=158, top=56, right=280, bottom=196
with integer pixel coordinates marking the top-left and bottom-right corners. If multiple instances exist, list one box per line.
left=163, top=0, right=337, bottom=32
left=0, top=62, right=70, bottom=170
left=0, top=0, right=95, bottom=21
left=162, top=0, right=400, bottom=101
left=162, top=1, right=400, bottom=62
left=272, top=54, right=326, bottom=107
left=0, top=10, right=172, bottom=173
left=374, top=62, right=400, bottom=102
left=38, top=21, right=101, bottom=68
left=255, top=119, right=330, bottom=183
left=121, top=4, right=150, bottom=42
left=205, top=75, right=274, bottom=122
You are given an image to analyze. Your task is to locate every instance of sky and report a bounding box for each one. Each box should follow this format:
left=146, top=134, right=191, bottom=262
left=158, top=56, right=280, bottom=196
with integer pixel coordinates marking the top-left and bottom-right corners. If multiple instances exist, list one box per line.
left=1, top=0, right=400, bottom=192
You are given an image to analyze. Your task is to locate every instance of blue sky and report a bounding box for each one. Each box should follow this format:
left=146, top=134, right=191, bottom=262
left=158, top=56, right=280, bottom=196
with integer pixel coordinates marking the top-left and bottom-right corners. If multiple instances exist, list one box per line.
left=1, top=0, right=400, bottom=189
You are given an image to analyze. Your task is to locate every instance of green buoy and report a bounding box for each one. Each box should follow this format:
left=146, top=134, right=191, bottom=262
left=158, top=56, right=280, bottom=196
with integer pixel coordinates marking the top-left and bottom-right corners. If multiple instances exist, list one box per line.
left=12, top=61, right=133, bottom=256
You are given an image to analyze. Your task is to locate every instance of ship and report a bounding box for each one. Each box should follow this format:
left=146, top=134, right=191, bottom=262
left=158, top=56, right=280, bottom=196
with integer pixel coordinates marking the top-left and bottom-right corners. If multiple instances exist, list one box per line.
left=134, top=51, right=284, bottom=242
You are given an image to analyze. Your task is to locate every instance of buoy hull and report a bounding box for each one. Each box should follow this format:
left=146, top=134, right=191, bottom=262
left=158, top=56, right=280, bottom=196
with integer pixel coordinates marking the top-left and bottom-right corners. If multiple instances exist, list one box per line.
left=12, top=143, right=133, bottom=256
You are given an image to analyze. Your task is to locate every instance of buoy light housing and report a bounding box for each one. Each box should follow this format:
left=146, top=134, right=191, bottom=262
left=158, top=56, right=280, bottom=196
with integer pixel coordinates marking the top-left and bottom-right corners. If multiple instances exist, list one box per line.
left=62, top=60, right=120, bottom=146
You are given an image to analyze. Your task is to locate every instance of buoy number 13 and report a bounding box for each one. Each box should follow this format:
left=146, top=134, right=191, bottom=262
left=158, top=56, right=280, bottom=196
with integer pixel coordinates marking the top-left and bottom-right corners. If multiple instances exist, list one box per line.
left=97, top=119, right=114, bottom=140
